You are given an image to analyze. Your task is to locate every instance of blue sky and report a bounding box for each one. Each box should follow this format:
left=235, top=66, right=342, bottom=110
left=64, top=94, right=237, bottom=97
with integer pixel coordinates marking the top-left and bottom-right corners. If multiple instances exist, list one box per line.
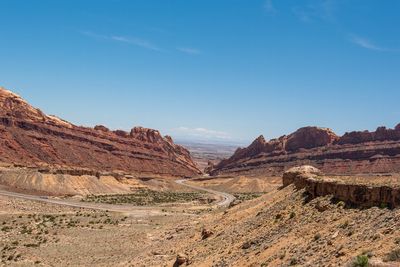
left=1, top=0, right=399, bottom=144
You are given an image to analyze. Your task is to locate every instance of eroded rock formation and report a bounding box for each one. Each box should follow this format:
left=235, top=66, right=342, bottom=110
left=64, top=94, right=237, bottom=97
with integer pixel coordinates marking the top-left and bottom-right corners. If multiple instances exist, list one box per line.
left=283, top=166, right=400, bottom=208
left=209, top=125, right=400, bottom=176
left=0, top=87, right=200, bottom=177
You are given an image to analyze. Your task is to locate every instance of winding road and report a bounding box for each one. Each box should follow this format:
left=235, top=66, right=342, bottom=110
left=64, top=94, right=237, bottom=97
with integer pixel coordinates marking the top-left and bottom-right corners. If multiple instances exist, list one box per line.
left=0, top=178, right=235, bottom=216
left=175, top=179, right=236, bottom=208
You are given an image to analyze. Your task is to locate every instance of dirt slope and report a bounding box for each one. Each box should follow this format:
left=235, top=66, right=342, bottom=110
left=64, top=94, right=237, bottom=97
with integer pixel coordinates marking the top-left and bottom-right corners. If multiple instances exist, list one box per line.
left=131, top=174, right=400, bottom=266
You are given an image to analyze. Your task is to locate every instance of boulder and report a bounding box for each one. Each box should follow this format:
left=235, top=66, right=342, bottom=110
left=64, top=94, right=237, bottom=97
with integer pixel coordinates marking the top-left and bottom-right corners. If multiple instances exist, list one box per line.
left=164, top=135, right=174, bottom=144
left=113, top=130, right=129, bottom=138
left=174, top=253, right=188, bottom=266
left=283, top=165, right=322, bottom=187
left=94, top=125, right=109, bottom=132
left=130, top=126, right=163, bottom=143
left=201, top=228, right=214, bottom=240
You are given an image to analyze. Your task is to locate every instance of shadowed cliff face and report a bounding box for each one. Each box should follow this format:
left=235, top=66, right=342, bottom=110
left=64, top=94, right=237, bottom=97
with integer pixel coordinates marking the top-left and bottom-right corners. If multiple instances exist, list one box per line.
left=0, top=87, right=201, bottom=177
left=209, top=125, right=400, bottom=176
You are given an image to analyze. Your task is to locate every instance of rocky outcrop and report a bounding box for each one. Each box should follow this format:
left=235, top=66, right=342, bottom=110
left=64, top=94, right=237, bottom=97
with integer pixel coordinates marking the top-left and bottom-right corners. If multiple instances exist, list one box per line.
left=174, top=253, right=189, bottom=266
left=285, top=127, right=339, bottom=151
left=282, top=165, right=322, bottom=187
left=283, top=166, right=400, bottom=208
left=201, top=228, right=214, bottom=240
left=0, top=87, right=200, bottom=177
left=337, top=126, right=400, bottom=145
left=209, top=125, right=400, bottom=176
left=94, top=125, right=110, bottom=132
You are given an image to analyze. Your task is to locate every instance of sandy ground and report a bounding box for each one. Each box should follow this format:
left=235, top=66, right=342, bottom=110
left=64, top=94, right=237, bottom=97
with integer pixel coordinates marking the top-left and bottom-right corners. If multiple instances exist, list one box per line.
left=0, top=177, right=238, bottom=266
left=187, top=175, right=282, bottom=193
left=0, top=194, right=196, bottom=266
left=2, top=175, right=400, bottom=266
left=130, top=185, right=400, bottom=267
left=327, top=173, right=400, bottom=186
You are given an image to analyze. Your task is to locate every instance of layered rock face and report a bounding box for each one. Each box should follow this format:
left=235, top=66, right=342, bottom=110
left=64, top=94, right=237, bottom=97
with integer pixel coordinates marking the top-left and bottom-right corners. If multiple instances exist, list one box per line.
left=209, top=125, right=400, bottom=176
left=283, top=166, right=400, bottom=208
left=0, top=87, right=200, bottom=177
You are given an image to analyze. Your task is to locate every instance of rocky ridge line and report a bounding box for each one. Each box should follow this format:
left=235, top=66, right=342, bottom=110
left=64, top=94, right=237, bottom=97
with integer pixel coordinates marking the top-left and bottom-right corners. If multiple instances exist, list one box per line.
left=0, top=87, right=200, bottom=177
left=208, top=125, right=400, bottom=176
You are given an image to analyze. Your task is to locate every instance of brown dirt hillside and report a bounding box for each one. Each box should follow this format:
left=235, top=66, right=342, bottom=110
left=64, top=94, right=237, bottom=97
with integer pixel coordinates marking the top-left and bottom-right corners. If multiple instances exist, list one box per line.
left=0, top=166, right=195, bottom=196
left=131, top=183, right=400, bottom=266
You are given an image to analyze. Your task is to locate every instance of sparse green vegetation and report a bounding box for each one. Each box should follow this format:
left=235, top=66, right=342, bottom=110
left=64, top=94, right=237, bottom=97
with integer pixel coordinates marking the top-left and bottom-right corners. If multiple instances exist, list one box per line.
left=233, top=192, right=264, bottom=201
left=380, top=202, right=389, bottom=209
left=352, top=255, right=369, bottom=267
left=0, top=210, right=125, bottom=264
left=82, top=190, right=205, bottom=205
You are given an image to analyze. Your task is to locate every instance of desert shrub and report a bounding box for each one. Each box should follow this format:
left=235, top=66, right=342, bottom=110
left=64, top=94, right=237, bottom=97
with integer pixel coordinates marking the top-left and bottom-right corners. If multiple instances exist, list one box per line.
left=24, top=243, right=39, bottom=248
left=340, top=221, right=349, bottom=229
left=289, top=258, right=298, bottom=265
left=314, top=233, right=321, bottom=241
left=352, top=255, right=368, bottom=267
left=289, top=212, right=296, bottom=219
left=233, top=192, right=263, bottom=201
left=384, top=248, right=400, bottom=262
left=1, top=226, right=11, bottom=232
left=380, top=202, right=389, bottom=209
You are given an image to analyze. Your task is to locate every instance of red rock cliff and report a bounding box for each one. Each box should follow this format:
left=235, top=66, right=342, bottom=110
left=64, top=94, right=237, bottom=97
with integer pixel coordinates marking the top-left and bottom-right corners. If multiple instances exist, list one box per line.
left=0, top=87, right=201, bottom=177
left=209, top=125, right=400, bottom=176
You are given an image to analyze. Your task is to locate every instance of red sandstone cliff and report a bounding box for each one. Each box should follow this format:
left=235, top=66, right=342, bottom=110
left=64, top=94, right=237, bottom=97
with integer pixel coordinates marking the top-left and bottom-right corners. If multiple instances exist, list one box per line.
left=209, top=125, right=400, bottom=176
left=0, top=87, right=201, bottom=177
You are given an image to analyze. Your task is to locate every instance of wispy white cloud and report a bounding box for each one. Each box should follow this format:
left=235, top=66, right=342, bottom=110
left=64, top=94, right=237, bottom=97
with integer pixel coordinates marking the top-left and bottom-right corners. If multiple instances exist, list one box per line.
left=172, top=127, right=231, bottom=140
left=81, top=31, right=161, bottom=51
left=80, top=31, right=106, bottom=39
left=111, top=36, right=161, bottom=51
left=176, top=47, right=201, bottom=55
left=349, top=35, right=386, bottom=51
left=292, top=0, right=336, bottom=23
left=292, top=6, right=312, bottom=22
left=264, top=0, right=277, bottom=14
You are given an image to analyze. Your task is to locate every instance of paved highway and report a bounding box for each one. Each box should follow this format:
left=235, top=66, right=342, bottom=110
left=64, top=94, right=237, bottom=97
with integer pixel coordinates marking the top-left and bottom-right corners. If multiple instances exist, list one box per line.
left=0, top=178, right=235, bottom=215
left=175, top=179, right=236, bottom=208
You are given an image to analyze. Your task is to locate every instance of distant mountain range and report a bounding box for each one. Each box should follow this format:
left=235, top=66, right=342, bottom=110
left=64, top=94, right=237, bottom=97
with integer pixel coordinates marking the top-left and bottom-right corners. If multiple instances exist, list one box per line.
left=207, top=125, right=400, bottom=176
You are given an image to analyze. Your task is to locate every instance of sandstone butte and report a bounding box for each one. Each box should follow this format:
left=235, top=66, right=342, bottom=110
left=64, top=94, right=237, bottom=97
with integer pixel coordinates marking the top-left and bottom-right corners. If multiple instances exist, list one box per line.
left=0, top=87, right=201, bottom=177
left=207, top=124, right=400, bottom=176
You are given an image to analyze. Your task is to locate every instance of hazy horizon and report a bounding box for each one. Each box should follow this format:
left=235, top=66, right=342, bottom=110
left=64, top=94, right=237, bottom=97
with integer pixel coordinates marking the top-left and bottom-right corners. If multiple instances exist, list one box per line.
left=1, top=0, right=399, bottom=143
